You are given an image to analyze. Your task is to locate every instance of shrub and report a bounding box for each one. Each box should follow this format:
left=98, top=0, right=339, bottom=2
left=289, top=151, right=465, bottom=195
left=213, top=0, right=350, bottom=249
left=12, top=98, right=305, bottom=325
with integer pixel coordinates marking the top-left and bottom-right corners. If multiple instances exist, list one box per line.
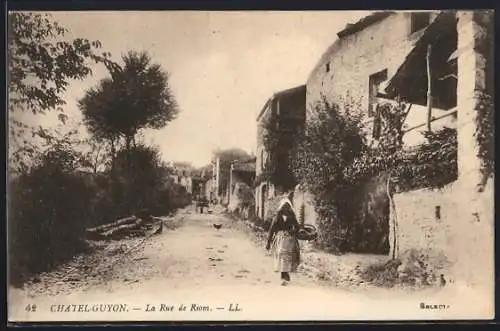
left=8, top=146, right=92, bottom=286
left=360, top=259, right=401, bottom=288
left=8, top=140, right=191, bottom=286
left=360, top=248, right=451, bottom=288
left=105, top=143, right=191, bottom=218
left=291, top=97, right=367, bottom=251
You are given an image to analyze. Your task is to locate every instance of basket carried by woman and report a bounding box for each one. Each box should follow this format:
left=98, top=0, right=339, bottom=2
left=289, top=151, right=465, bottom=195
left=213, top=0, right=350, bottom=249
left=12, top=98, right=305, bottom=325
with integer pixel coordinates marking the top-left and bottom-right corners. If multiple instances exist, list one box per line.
left=296, top=223, right=318, bottom=241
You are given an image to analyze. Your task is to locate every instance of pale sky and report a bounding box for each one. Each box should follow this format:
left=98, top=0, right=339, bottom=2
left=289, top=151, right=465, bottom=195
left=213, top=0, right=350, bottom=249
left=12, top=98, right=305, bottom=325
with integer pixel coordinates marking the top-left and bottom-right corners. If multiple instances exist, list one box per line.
left=26, top=11, right=372, bottom=167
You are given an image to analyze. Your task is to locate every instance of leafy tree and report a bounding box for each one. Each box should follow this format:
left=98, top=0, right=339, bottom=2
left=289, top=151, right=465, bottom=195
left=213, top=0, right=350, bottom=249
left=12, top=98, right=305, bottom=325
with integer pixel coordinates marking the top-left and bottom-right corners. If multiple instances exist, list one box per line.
left=293, top=98, right=366, bottom=207
left=78, top=51, right=179, bottom=160
left=291, top=98, right=366, bottom=251
left=77, top=78, right=122, bottom=160
left=213, top=148, right=252, bottom=163
left=8, top=12, right=114, bottom=172
left=81, top=137, right=111, bottom=173
left=111, top=144, right=172, bottom=216
left=9, top=122, right=85, bottom=174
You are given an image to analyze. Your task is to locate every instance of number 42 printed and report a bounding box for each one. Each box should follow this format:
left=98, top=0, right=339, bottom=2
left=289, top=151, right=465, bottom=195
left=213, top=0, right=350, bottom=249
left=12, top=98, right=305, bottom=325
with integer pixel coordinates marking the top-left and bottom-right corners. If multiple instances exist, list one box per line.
left=25, top=304, right=37, bottom=312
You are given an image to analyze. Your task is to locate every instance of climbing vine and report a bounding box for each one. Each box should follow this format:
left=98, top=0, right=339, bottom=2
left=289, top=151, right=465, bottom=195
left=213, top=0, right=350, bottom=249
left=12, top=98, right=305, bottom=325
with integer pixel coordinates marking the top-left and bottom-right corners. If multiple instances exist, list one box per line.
left=256, top=104, right=298, bottom=191
left=291, top=96, right=458, bottom=252
left=395, top=128, right=457, bottom=191
left=475, top=92, right=494, bottom=182
left=291, top=97, right=367, bottom=252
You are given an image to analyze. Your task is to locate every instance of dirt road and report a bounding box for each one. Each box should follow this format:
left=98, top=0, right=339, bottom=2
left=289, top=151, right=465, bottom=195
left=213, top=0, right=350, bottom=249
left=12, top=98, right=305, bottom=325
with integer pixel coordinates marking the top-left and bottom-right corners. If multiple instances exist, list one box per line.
left=8, top=207, right=491, bottom=322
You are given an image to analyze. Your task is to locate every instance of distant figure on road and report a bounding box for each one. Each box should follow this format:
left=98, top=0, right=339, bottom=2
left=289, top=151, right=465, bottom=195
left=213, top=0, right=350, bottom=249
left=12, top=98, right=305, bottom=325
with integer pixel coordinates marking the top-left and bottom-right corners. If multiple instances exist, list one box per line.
left=266, top=198, right=301, bottom=286
left=198, top=195, right=209, bottom=214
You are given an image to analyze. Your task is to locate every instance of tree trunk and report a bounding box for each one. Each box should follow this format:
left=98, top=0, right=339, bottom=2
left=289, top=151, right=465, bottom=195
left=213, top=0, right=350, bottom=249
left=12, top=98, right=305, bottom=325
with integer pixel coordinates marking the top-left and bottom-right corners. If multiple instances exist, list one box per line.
left=93, top=144, right=102, bottom=173
left=110, top=137, right=116, bottom=167
left=124, top=135, right=134, bottom=216
left=125, top=136, right=132, bottom=152
left=125, top=135, right=133, bottom=171
left=86, top=216, right=138, bottom=233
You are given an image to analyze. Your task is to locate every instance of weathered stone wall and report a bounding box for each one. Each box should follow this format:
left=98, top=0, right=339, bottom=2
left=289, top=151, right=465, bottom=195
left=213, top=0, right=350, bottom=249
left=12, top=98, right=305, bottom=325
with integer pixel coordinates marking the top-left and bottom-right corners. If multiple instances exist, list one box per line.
left=307, top=13, right=431, bottom=113
left=393, top=185, right=456, bottom=272
left=393, top=176, right=494, bottom=288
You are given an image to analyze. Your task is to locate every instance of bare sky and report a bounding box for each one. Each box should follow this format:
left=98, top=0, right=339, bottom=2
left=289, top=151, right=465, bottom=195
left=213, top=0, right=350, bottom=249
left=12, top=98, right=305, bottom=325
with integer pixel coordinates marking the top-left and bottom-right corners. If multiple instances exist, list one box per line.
left=39, top=11, right=371, bottom=167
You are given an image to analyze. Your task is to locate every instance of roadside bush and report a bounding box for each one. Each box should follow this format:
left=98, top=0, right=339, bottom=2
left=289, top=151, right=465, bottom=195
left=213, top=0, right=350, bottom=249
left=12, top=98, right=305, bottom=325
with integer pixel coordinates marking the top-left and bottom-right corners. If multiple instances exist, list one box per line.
left=8, top=140, right=193, bottom=287
left=360, top=248, right=451, bottom=288
left=8, top=147, right=93, bottom=286
left=107, top=144, right=191, bottom=218
left=291, top=97, right=367, bottom=252
left=360, top=259, right=401, bottom=288
left=86, top=145, right=190, bottom=226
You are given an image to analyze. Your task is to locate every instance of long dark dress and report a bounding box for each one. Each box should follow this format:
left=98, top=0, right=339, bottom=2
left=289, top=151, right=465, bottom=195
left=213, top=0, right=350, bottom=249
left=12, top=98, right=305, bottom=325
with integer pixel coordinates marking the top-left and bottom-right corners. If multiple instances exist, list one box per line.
left=266, top=209, right=301, bottom=273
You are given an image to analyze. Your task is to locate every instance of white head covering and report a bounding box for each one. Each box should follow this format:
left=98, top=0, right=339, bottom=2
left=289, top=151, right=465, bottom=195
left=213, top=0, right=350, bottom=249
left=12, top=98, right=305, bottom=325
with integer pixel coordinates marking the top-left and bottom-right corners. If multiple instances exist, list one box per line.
left=276, top=198, right=297, bottom=218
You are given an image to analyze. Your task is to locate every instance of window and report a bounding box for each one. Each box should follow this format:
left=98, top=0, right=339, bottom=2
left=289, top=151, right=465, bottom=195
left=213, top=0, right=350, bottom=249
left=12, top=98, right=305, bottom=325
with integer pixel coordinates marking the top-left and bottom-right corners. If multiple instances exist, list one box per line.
left=326, top=62, right=330, bottom=73
left=368, top=69, right=388, bottom=117
left=410, top=12, right=430, bottom=34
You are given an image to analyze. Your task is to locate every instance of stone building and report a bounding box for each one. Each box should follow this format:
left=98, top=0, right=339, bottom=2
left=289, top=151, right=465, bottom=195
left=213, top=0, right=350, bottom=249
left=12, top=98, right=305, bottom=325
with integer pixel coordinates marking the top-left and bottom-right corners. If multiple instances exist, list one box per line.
left=208, top=156, right=229, bottom=204
left=307, top=11, right=459, bottom=147
left=254, top=85, right=306, bottom=221
left=228, top=158, right=256, bottom=217
left=305, top=10, right=494, bottom=289
left=167, top=161, right=194, bottom=195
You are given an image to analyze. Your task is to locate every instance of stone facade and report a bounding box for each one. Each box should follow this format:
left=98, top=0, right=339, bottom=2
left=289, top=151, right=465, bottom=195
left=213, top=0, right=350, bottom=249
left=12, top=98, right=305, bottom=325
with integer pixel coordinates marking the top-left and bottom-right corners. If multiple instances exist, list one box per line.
left=304, top=10, right=493, bottom=289
left=306, top=11, right=458, bottom=148
left=254, top=85, right=306, bottom=220
left=393, top=176, right=493, bottom=289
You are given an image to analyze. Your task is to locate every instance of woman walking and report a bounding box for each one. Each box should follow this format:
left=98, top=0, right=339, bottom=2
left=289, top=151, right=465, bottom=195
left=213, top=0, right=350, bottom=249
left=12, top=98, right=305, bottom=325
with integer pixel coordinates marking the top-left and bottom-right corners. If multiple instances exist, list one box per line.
left=266, top=198, right=301, bottom=286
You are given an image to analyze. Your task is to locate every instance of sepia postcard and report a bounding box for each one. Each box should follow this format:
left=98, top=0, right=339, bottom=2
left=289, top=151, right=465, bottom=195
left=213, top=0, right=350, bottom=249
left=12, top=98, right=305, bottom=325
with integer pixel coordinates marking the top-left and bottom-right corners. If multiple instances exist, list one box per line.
left=7, top=9, right=495, bottom=323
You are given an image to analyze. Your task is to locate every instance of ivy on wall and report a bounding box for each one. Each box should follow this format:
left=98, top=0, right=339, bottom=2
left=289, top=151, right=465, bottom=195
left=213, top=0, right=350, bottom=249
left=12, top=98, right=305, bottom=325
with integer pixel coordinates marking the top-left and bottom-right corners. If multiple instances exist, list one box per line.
left=291, top=97, right=367, bottom=252
left=255, top=105, right=298, bottom=192
left=475, top=91, right=494, bottom=185
left=395, top=128, right=457, bottom=191
left=291, top=97, right=458, bottom=252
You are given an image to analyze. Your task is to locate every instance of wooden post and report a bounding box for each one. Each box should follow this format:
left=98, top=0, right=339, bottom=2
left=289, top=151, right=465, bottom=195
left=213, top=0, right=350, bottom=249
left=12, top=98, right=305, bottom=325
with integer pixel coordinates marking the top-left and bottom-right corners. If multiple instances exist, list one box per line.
left=426, top=44, right=433, bottom=132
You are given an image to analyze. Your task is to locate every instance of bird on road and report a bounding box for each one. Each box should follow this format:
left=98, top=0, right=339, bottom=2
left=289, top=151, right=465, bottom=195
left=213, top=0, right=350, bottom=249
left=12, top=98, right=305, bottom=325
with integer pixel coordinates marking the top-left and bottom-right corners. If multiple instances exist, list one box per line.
left=213, top=223, right=222, bottom=230
left=153, top=221, right=163, bottom=235
left=440, top=274, right=446, bottom=287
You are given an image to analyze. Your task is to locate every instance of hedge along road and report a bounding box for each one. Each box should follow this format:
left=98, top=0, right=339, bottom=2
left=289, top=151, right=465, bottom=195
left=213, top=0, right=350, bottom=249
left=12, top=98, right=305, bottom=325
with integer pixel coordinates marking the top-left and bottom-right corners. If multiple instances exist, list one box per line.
left=8, top=206, right=481, bottom=322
